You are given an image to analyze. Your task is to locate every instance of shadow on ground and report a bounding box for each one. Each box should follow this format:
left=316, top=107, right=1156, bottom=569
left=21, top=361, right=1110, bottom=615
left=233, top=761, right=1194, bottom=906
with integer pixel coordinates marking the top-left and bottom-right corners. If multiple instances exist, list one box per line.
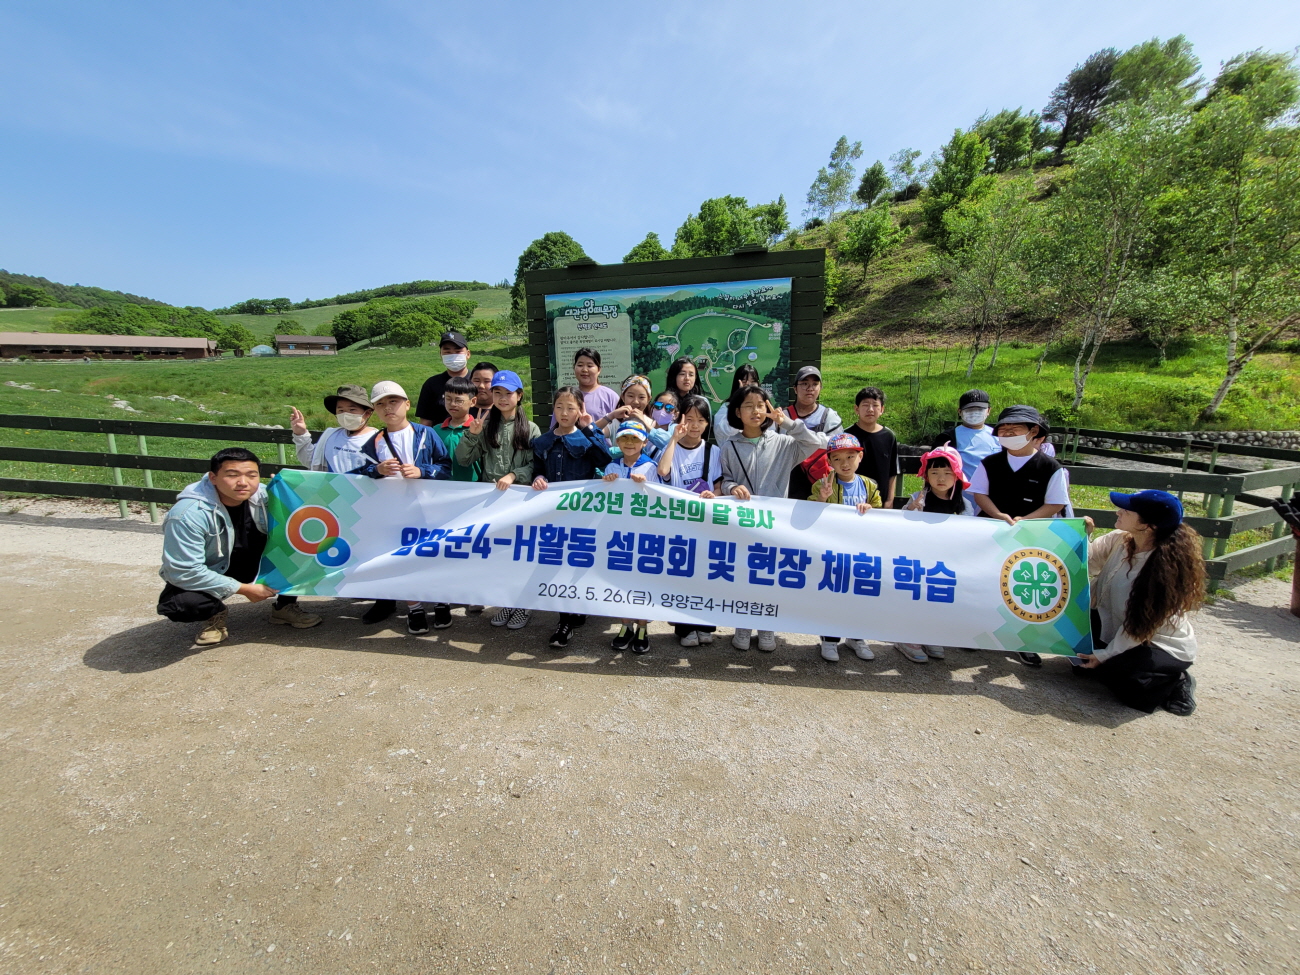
left=81, top=598, right=1162, bottom=730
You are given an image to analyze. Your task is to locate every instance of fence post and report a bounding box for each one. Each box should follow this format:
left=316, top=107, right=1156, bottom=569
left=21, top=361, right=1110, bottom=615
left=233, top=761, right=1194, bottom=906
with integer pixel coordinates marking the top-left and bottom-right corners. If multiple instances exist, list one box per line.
left=277, top=442, right=288, bottom=466
left=1202, top=491, right=1222, bottom=562
left=1213, top=492, right=1235, bottom=559
left=1204, top=442, right=1220, bottom=507
left=1266, top=481, right=1295, bottom=573
left=1177, top=437, right=1192, bottom=502
left=105, top=433, right=128, bottom=520
left=137, top=434, right=159, bottom=524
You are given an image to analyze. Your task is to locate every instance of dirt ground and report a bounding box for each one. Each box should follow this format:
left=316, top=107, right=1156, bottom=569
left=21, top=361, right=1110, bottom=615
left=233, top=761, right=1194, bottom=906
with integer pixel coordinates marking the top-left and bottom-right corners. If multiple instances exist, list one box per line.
left=1, top=501, right=1297, bottom=974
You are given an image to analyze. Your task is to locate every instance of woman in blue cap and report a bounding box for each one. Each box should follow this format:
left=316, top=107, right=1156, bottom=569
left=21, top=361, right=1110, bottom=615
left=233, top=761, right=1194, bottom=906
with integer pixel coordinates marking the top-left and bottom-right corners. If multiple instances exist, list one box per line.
left=1078, top=490, right=1204, bottom=716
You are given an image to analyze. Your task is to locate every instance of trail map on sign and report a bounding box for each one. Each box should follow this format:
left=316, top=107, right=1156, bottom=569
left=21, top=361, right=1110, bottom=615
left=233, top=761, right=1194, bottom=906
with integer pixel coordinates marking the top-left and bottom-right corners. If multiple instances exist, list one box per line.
left=545, top=279, right=792, bottom=415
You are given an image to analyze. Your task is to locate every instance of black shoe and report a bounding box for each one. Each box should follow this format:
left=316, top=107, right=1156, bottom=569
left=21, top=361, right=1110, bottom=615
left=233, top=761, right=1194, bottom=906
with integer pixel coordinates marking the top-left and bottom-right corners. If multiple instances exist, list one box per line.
left=631, top=626, right=650, bottom=655
left=1163, top=672, right=1197, bottom=716
left=1017, top=652, right=1043, bottom=668
left=433, top=604, right=453, bottom=629
left=611, top=625, right=634, bottom=652
left=549, top=623, right=573, bottom=649
left=407, top=608, right=429, bottom=635
left=362, top=599, right=396, bottom=624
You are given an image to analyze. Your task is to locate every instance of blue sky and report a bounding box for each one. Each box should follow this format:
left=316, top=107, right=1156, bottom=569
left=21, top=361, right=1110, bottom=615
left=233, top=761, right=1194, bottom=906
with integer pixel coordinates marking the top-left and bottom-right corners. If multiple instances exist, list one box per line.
left=4, top=0, right=1298, bottom=308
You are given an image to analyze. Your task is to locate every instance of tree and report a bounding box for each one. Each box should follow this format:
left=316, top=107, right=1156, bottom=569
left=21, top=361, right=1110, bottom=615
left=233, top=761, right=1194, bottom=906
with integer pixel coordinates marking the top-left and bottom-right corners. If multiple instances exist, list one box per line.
left=855, top=161, right=890, bottom=207
left=622, top=232, right=669, bottom=263
left=268, top=297, right=292, bottom=314
left=213, top=322, right=256, bottom=353
left=937, top=177, right=1038, bottom=375
left=671, top=196, right=778, bottom=258
left=510, top=231, right=588, bottom=325
left=973, top=108, right=1042, bottom=172
left=1042, top=48, right=1119, bottom=159
left=918, top=130, right=995, bottom=251
left=1048, top=95, right=1187, bottom=408
left=1167, top=51, right=1300, bottom=420
left=1107, top=35, right=1202, bottom=107
left=887, top=148, right=923, bottom=195
left=804, top=136, right=863, bottom=221
left=839, top=205, right=908, bottom=282
left=751, top=195, right=790, bottom=244
left=3, top=283, right=56, bottom=307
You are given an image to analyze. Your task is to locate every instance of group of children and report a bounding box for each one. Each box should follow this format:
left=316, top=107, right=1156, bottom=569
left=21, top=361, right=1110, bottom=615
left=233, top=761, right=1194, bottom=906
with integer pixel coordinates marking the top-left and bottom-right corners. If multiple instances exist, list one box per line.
left=286, top=346, right=1070, bottom=666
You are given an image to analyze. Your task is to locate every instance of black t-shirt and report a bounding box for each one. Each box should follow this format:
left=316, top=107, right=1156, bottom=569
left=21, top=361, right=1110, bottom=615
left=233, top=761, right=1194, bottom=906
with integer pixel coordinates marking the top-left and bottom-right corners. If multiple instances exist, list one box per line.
left=846, top=423, right=899, bottom=497
left=415, top=371, right=456, bottom=426
left=224, top=501, right=267, bottom=584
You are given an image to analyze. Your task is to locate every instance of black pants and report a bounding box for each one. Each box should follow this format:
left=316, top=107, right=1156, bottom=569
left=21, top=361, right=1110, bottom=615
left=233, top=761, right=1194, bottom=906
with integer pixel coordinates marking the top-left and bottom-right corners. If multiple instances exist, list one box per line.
left=156, top=583, right=294, bottom=623
left=1094, top=644, right=1192, bottom=713
left=673, top=623, right=717, bottom=638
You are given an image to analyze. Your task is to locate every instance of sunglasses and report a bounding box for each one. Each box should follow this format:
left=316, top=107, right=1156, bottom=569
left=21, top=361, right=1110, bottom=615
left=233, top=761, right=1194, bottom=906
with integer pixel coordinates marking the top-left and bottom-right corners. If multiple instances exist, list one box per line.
left=652, top=401, right=675, bottom=411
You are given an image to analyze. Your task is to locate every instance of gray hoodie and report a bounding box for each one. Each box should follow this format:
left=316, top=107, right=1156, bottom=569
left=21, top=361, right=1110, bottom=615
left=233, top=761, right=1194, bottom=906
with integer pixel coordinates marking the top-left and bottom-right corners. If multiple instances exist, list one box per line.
left=718, top=416, right=822, bottom=499
left=159, top=477, right=269, bottom=599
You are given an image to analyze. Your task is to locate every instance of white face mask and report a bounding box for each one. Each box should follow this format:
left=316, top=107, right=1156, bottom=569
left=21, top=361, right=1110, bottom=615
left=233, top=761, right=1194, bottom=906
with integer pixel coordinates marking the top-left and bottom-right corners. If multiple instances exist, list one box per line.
left=997, top=434, right=1031, bottom=451
left=336, top=411, right=367, bottom=432
left=960, top=407, right=989, bottom=425
left=442, top=353, right=468, bottom=372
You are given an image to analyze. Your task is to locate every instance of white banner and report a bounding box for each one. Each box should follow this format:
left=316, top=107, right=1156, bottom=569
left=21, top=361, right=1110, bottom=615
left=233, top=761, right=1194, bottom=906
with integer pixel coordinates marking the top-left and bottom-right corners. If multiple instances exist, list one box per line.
left=262, top=471, right=1092, bottom=656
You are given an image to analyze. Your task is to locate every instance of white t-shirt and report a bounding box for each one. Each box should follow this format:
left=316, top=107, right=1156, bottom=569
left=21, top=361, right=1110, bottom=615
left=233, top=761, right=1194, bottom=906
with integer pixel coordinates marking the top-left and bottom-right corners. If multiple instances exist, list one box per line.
left=665, top=440, right=722, bottom=494
left=374, top=425, right=416, bottom=470
left=969, top=450, right=1071, bottom=507
left=1089, top=530, right=1197, bottom=662
left=320, top=427, right=375, bottom=474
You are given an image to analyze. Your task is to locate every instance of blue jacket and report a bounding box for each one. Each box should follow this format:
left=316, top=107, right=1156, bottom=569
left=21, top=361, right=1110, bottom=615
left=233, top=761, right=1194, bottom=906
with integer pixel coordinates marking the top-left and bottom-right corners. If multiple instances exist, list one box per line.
left=357, top=424, right=450, bottom=479
left=533, top=425, right=610, bottom=483
left=160, top=476, right=268, bottom=599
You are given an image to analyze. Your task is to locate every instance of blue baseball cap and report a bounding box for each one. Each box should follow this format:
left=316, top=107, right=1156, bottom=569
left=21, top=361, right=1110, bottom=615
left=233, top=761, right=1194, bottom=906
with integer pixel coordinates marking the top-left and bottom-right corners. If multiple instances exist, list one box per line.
left=1110, top=490, right=1183, bottom=529
left=490, top=370, right=523, bottom=392
left=615, top=420, right=648, bottom=442
left=826, top=432, right=862, bottom=453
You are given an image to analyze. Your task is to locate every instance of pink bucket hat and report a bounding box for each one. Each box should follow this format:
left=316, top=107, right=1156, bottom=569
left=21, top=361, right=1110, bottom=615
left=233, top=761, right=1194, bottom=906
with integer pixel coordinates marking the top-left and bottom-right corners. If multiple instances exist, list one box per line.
left=919, top=443, right=969, bottom=489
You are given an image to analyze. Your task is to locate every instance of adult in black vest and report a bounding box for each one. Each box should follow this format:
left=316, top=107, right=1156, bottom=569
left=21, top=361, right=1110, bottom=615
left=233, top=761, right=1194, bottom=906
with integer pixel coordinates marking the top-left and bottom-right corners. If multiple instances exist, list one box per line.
left=969, top=405, right=1071, bottom=668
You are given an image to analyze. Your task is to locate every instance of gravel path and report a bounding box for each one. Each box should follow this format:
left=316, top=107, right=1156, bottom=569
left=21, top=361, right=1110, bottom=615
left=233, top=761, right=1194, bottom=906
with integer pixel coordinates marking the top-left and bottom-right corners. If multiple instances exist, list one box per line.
left=0, top=511, right=1297, bottom=974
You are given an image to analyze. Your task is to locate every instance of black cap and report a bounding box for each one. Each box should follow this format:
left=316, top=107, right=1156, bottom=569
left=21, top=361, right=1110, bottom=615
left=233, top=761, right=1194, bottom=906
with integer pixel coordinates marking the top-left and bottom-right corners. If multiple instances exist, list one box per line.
left=439, top=331, right=469, bottom=349
left=993, top=405, right=1045, bottom=431
left=324, top=383, right=373, bottom=412
left=794, top=365, right=822, bottom=384
left=959, top=389, right=990, bottom=409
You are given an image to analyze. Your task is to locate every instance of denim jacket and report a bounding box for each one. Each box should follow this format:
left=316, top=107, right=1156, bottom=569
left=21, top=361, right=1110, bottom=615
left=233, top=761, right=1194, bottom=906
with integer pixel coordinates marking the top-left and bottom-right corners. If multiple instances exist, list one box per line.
left=533, top=425, right=610, bottom=483
left=356, top=424, right=450, bottom=479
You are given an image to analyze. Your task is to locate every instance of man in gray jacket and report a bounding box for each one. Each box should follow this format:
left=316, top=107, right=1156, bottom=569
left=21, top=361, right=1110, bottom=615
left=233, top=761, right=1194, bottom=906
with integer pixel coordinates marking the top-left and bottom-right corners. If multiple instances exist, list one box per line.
left=157, top=447, right=321, bottom=646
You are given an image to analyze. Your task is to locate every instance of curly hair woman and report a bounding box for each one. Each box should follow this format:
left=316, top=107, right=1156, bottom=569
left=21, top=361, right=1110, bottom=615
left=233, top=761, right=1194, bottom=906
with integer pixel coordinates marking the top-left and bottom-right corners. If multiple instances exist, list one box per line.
left=1079, top=490, right=1204, bottom=716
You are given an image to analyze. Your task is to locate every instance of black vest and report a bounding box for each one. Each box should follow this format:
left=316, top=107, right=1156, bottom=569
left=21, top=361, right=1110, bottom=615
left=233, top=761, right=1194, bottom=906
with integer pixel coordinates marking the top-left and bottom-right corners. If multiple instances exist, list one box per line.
left=980, top=450, right=1061, bottom=518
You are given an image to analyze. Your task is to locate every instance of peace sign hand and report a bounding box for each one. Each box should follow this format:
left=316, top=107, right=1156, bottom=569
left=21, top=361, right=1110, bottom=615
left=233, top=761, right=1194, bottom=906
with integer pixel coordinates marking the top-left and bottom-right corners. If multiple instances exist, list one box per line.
left=467, top=412, right=485, bottom=435
left=815, top=474, right=833, bottom=501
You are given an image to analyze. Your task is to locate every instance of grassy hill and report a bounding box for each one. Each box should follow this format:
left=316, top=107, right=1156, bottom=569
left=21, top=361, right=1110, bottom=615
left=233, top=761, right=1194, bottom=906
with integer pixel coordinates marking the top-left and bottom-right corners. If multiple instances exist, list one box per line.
left=0, top=269, right=166, bottom=310
left=0, top=307, right=84, bottom=332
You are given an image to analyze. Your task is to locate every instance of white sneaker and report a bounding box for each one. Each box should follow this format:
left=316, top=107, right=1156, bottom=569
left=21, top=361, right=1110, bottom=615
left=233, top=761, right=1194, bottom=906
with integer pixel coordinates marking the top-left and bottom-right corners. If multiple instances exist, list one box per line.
left=490, top=607, right=512, bottom=627
left=820, top=640, right=840, bottom=662
left=506, top=608, right=531, bottom=630
left=923, top=645, right=946, bottom=659
left=680, top=630, right=700, bottom=647
left=732, top=628, right=752, bottom=650
left=757, top=630, right=776, bottom=652
left=896, top=642, right=929, bottom=664
left=697, top=631, right=714, bottom=644
left=845, top=638, right=874, bottom=660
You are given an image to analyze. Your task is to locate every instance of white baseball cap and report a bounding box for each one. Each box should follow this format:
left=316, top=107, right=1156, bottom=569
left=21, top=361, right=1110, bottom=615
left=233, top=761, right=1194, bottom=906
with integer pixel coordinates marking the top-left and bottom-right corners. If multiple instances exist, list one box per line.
left=370, top=380, right=409, bottom=403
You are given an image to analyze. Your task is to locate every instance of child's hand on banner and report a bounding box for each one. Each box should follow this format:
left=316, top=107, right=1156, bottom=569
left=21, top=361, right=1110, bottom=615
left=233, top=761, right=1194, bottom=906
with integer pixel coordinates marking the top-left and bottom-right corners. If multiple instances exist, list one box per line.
left=495, top=473, right=515, bottom=491
left=630, top=472, right=647, bottom=483
left=855, top=502, right=872, bottom=514
left=603, top=472, right=619, bottom=482
left=700, top=490, right=716, bottom=499
left=730, top=485, right=751, bottom=501
left=532, top=476, right=549, bottom=490
left=289, top=407, right=308, bottom=436
left=399, top=464, right=421, bottom=479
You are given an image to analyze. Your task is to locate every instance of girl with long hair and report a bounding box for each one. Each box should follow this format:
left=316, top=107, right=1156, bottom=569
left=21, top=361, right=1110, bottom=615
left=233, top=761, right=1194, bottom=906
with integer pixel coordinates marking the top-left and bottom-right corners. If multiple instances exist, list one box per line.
left=1078, top=490, right=1204, bottom=715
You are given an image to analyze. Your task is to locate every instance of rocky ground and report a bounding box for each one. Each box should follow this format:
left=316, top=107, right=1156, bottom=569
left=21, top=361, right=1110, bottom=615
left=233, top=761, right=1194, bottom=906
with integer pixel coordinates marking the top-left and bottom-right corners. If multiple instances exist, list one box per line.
left=0, top=502, right=1297, bottom=974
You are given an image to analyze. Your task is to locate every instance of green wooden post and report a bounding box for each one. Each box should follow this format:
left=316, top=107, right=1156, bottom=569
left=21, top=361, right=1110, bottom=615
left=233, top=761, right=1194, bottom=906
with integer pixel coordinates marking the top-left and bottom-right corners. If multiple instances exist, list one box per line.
left=1177, top=437, right=1192, bottom=502
left=1070, top=428, right=1081, bottom=463
left=277, top=442, right=287, bottom=466
left=1204, top=442, right=1220, bottom=507
left=137, top=434, right=159, bottom=524
left=1266, top=481, right=1295, bottom=573
left=105, top=433, right=128, bottom=519
left=1213, top=492, right=1236, bottom=559
left=1202, top=492, right=1221, bottom=561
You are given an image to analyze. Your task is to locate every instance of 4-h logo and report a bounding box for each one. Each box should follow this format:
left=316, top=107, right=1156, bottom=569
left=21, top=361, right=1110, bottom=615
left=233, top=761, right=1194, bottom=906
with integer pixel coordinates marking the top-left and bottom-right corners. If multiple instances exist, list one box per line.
left=286, top=505, right=352, bottom=567
left=999, top=548, right=1070, bottom=622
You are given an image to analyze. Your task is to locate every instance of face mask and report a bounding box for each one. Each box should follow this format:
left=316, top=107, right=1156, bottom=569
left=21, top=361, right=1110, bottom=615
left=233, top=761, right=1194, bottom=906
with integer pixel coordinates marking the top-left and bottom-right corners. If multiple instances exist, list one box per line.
left=997, top=434, right=1031, bottom=451
left=442, top=353, right=468, bottom=371
left=960, top=407, right=988, bottom=425
left=337, top=411, right=367, bottom=432
left=651, top=408, right=674, bottom=427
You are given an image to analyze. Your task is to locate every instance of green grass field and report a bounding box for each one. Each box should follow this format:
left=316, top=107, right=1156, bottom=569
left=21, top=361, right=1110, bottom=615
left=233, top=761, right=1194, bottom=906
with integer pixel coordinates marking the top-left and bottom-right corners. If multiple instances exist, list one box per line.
left=0, top=307, right=83, bottom=332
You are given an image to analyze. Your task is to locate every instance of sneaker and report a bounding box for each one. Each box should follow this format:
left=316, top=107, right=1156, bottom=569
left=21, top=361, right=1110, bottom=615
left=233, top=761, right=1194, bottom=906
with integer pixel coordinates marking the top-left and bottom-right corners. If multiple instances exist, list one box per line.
left=731, top=628, right=752, bottom=651
left=923, top=645, right=946, bottom=659
left=820, top=640, right=840, bottom=662
left=548, top=623, right=572, bottom=649
left=611, top=625, right=634, bottom=652
left=697, top=630, right=714, bottom=644
left=680, top=630, right=701, bottom=648
left=270, top=601, right=322, bottom=628
left=756, top=630, right=776, bottom=653
left=1162, top=672, right=1197, bottom=716
left=631, top=626, right=650, bottom=654
left=194, top=609, right=228, bottom=647
left=506, top=608, right=531, bottom=630
left=895, top=643, right=929, bottom=664
left=845, top=638, right=874, bottom=660
left=467, top=605, right=484, bottom=614
left=432, top=604, right=453, bottom=629
left=362, top=599, right=396, bottom=625
left=490, top=607, right=513, bottom=627
left=407, top=608, right=430, bottom=634
left=1017, top=652, right=1043, bottom=668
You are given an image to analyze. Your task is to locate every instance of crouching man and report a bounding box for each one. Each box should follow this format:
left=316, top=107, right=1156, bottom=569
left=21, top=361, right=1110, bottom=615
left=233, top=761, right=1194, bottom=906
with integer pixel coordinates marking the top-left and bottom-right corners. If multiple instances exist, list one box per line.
left=157, top=447, right=321, bottom=646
